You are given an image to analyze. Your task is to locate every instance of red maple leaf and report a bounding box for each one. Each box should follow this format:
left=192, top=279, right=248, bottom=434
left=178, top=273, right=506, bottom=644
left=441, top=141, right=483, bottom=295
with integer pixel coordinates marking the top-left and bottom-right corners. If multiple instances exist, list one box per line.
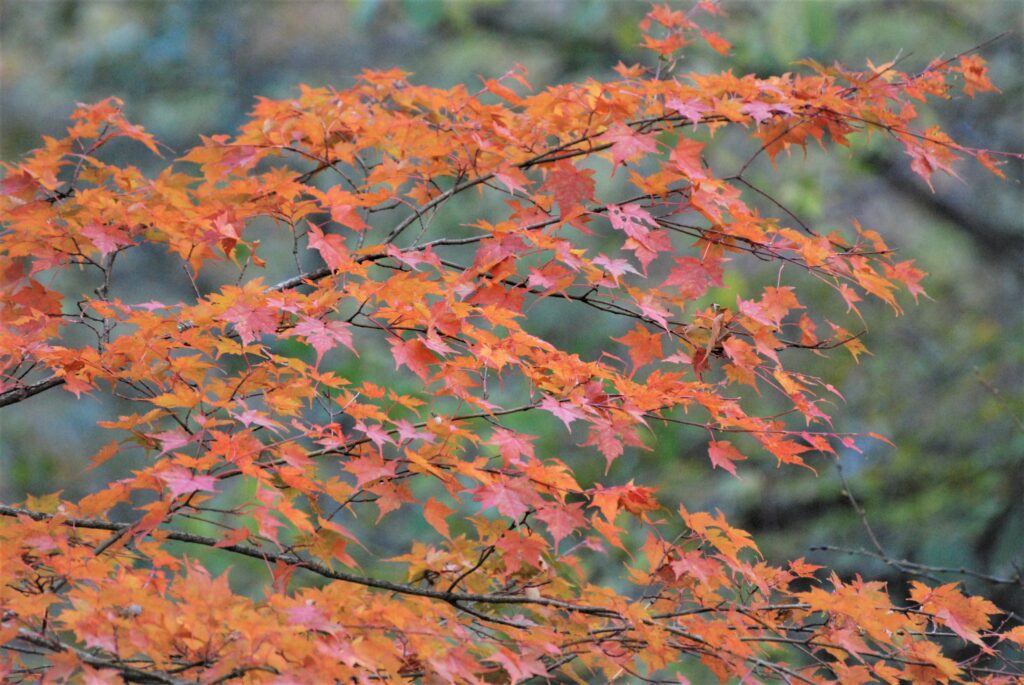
left=547, top=160, right=596, bottom=223
left=487, top=648, right=549, bottom=684
left=539, top=395, right=588, bottom=430
left=662, top=255, right=724, bottom=300
left=472, top=479, right=532, bottom=520
left=487, top=427, right=536, bottom=466
left=613, top=324, right=664, bottom=370
left=671, top=137, right=708, bottom=180
left=222, top=299, right=277, bottom=345
left=158, top=466, right=218, bottom=498
left=390, top=337, right=438, bottom=383
left=600, top=122, right=658, bottom=169
left=294, top=316, right=357, bottom=365
left=708, top=440, right=746, bottom=477
left=306, top=221, right=351, bottom=271
left=535, top=502, right=586, bottom=547
left=343, top=454, right=398, bottom=488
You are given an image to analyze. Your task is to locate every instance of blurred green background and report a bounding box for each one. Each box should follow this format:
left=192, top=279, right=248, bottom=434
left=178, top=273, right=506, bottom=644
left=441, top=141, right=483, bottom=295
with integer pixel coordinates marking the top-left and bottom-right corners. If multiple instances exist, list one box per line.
left=1, top=0, right=1021, bottom=621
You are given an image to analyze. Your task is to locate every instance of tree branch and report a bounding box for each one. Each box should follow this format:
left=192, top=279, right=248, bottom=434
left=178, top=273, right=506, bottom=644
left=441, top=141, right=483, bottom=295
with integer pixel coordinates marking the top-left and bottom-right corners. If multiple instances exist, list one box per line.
left=13, top=628, right=189, bottom=684
left=0, top=505, right=619, bottom=618
left=0, top=376, right=65, bottom=409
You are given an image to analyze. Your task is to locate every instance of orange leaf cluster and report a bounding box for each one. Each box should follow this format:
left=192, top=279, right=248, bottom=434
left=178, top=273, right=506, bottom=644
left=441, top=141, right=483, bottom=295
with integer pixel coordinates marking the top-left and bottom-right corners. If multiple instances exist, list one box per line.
left=1, top=5, right=1019, bottom=683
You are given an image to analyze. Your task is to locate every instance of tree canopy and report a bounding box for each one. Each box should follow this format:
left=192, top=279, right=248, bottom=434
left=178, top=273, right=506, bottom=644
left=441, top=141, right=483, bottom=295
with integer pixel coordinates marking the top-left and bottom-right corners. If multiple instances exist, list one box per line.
left=1, top=4, right=1021, bottom=683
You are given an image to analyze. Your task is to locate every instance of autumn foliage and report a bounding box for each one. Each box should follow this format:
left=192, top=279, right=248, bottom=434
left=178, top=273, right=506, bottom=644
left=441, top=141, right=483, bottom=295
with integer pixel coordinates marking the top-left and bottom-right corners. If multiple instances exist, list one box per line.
left=2, top=4, right=1021, bottom=683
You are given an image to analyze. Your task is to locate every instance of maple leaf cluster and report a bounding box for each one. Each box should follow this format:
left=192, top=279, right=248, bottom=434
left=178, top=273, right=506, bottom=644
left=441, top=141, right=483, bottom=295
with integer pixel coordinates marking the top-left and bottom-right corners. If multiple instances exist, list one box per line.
left=1, top=4, right=1019, bottom=684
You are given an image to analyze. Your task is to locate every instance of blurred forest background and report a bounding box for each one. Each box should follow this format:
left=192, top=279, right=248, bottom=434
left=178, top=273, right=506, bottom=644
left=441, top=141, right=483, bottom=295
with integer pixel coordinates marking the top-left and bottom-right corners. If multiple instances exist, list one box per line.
left=2, top=0, right=1022, bottom=619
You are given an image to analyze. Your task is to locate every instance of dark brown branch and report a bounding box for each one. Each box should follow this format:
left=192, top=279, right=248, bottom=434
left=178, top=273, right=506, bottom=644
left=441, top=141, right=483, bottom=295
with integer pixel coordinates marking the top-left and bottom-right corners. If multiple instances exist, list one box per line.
left=0, top=376, right=65, bottom=409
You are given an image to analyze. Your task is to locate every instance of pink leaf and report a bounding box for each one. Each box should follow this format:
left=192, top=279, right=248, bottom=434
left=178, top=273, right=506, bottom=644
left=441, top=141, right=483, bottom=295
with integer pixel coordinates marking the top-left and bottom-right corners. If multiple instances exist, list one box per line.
left=473, top=479, right=532, bottom=520
left=535, top=502, right=586, bottom=547
left=667, top=97, right=711, bottom=126
left=393, top=419, right=436, bottom=444
left=708, top=440, right=746, bottom=477
left=600, top=122, right=658, bottom=169
left=671, top=137, right=707, bottom=180
left=487, top=648, right=549, bottom=684
left=223, top=300, right=277, bottom=345
left=294, top=316, right=357, bottom=365
left=307, top=221, right=351, bottom=271
left=539, top=395, right=587, bottom=430
left=158, top=466, right=218, bottom=498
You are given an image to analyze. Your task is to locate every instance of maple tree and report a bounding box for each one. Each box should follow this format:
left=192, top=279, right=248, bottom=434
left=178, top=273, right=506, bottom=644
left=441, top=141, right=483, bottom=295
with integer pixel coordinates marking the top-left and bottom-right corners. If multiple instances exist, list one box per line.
left=1, top=3, right=1021, bottom=683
